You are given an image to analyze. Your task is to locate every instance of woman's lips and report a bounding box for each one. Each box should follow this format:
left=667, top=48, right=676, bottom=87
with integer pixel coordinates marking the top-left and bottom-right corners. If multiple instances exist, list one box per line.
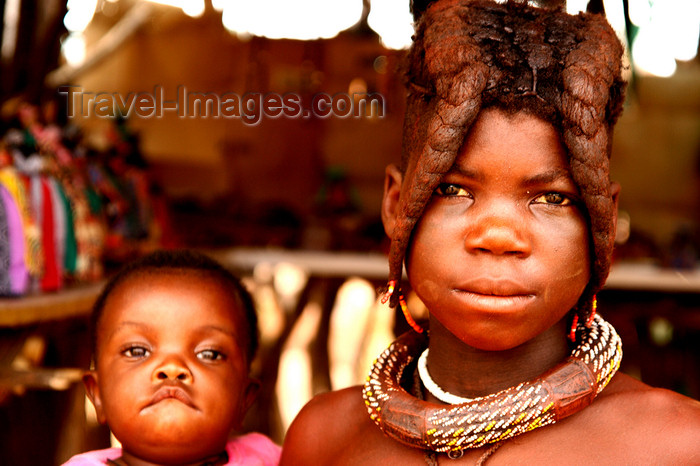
left=456, top=277, right=533, bottom=296
left=453, top=278, right=535, bottom=312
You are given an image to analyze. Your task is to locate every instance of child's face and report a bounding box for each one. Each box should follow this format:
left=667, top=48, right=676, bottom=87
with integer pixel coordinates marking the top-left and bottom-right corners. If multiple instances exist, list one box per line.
left=84, top=271, right=257, bottom=464
left=386, top=108, right=590, bottom=351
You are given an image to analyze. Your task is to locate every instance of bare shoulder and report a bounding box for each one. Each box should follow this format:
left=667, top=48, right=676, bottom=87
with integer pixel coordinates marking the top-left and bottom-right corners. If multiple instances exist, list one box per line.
left=505, top=373, right=700, bottom=464
left=280, top=386, right=429, bottom=465
left=593, top=373, right=700, bottom=460
left=601, top=372, right=700, bottom=419
left=279, top=386, right=369, bottom=465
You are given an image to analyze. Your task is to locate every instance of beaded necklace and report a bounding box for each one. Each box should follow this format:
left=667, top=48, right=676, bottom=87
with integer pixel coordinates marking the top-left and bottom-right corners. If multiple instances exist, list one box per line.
left=362, top=314, right=622, bottom=455
left=412, top=361, right=505, bottom=465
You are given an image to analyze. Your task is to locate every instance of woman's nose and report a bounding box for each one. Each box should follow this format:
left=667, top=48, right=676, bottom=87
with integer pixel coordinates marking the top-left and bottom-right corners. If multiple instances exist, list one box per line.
left=463, top=202, right=531, bottom=257
left=152, top=356, right=193, bottom=384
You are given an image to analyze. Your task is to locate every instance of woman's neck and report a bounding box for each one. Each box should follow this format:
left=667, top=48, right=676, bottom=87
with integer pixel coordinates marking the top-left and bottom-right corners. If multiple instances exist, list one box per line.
left=424, top=315, right=570, bottom=400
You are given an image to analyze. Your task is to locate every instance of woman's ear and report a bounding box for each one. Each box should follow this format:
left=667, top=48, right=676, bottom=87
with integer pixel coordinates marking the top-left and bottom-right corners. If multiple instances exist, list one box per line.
left=381, top=164, right=403, bottom=240
left=83, top=370, right=107, bottom=424
left=610, top=181, right=621, bottom=239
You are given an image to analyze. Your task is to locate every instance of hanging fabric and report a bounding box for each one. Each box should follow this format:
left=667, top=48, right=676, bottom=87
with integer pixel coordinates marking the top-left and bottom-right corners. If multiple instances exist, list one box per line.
left=0, top=166, right=43, bottom=279
left=0, top=183, right=29, bottom=295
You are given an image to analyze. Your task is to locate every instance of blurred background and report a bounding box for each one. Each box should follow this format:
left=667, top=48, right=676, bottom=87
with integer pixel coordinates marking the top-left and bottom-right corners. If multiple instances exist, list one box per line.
left=0, top=0, right=698, bottom=464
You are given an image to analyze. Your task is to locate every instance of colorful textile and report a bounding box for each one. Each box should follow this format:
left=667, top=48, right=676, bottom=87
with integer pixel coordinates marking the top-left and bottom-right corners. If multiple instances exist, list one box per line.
left=57, top=180, right=78, bottom=275
left=61, top=432, right=281, bottom=465
left=0, top=185, right=10, bottom=294
left=48, top=177, right=66, bottom=280
left=39, top=177, right=60, bottom=291
left=0, top=184, right=29, bottom=294
left=0, top=167, right=42, bottom=276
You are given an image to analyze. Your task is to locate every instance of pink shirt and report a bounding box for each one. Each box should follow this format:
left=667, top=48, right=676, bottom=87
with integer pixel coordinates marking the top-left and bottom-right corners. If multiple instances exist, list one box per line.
left=62, top=432, right=281, bottom=465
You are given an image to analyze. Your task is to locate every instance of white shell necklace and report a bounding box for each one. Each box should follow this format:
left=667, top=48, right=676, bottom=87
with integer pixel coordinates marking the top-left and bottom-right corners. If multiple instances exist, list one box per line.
left=417, top=348, right=477, bottom=404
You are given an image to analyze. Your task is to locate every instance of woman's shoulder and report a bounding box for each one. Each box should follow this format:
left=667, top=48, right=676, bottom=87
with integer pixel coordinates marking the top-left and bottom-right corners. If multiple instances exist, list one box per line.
left=486, top=374, right=700, bottom=464
left=289, top=385, right=368, bottom=431
left=589, top=373, right=700, bottom=460
left=280, top=386, right=428, bottom=465
left=279, top=386, right=369, bottom=464
left=600, top=372, right=700, bottom=416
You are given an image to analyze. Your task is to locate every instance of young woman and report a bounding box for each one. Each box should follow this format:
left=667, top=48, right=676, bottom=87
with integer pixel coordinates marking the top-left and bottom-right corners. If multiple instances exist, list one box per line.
left=280, top=1, right=700, bottom=464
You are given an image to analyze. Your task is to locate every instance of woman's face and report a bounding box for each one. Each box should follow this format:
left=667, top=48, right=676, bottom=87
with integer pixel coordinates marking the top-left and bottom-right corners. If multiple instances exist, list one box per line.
left=390, top=108, right=591, bottom=351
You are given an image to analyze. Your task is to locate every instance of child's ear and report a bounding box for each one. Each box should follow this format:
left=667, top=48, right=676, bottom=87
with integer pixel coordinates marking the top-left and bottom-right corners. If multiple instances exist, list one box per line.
left=381, top=164, right=403, bottom=240
left=233, top=377, right=261, bottom=430
left=83, top=370, right=107, bottom=425
left=243, top=377, right=261, bottom=412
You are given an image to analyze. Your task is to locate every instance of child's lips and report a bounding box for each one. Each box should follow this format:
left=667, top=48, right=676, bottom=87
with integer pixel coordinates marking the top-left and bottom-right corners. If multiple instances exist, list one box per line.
left=145, top=386, right=198, bottom=410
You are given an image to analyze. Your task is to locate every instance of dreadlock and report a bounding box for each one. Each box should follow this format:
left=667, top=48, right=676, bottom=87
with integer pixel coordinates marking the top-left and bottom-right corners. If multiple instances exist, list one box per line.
left=387, top=0, right=626, bottom=325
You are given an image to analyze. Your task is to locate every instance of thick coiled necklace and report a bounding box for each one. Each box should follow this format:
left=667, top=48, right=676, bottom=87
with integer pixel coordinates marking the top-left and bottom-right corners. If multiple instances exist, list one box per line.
left=362, top=314, right=622, bottom=455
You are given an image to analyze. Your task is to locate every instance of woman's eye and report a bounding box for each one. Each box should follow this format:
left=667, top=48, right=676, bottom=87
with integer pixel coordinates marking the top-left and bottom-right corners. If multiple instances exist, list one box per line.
left=197, top=349, right=225, bottom=361
left=122, top=346, right=149, bottom=358
left=533, top=192, right=571, bottom=205
left=435, top=183, right=470, bottom=197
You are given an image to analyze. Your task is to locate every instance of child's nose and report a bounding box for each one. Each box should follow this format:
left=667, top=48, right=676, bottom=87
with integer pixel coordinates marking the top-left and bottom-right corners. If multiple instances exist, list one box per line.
left=152, top=356, right=193, bottom=384
left=463, top=203, right=531, bottom=257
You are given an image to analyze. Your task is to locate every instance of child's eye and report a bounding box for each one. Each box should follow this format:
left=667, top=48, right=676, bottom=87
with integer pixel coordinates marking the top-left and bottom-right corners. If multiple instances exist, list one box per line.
left=435, top=183, right=470, bottom=197
left=532, top=192, right=571, bottom=206
left=122, top=346, right=150, bottom=359
left=197, top=349, right=226, bottom=361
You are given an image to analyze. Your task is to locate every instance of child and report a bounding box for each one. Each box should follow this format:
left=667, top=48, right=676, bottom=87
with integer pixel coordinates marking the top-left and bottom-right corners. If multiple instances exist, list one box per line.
left=64, top=250, right=281, bottom=465
left=281, top=1, right=700, bottom=464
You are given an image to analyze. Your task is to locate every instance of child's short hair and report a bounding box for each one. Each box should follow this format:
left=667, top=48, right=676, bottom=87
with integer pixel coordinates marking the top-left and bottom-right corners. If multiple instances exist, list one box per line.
left=90, top=250, right=259, bottom=364
left=388, top=0, right=627, bottom=324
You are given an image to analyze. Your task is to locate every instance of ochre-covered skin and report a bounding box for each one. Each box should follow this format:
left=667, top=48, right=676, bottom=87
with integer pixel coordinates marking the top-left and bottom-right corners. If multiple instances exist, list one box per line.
left=387, top=0, right=626, bottom=324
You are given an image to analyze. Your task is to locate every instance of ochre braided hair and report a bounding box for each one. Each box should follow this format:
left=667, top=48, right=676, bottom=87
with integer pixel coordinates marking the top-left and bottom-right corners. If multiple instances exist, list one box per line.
left=387, top=0, right=627, bottom=325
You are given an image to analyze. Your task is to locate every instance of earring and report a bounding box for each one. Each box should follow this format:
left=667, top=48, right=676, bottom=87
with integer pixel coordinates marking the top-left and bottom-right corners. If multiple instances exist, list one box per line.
left=570, top=295, right=598, bottom=342
left=568, top=314, right=579, bottom=342
left=585, top=295, right=598, bottom=327
left=382, top=280, right=424, bottom=334
left=380, top=280, right=397, bottom=304
left=399, top=294, right=424, bottom=334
